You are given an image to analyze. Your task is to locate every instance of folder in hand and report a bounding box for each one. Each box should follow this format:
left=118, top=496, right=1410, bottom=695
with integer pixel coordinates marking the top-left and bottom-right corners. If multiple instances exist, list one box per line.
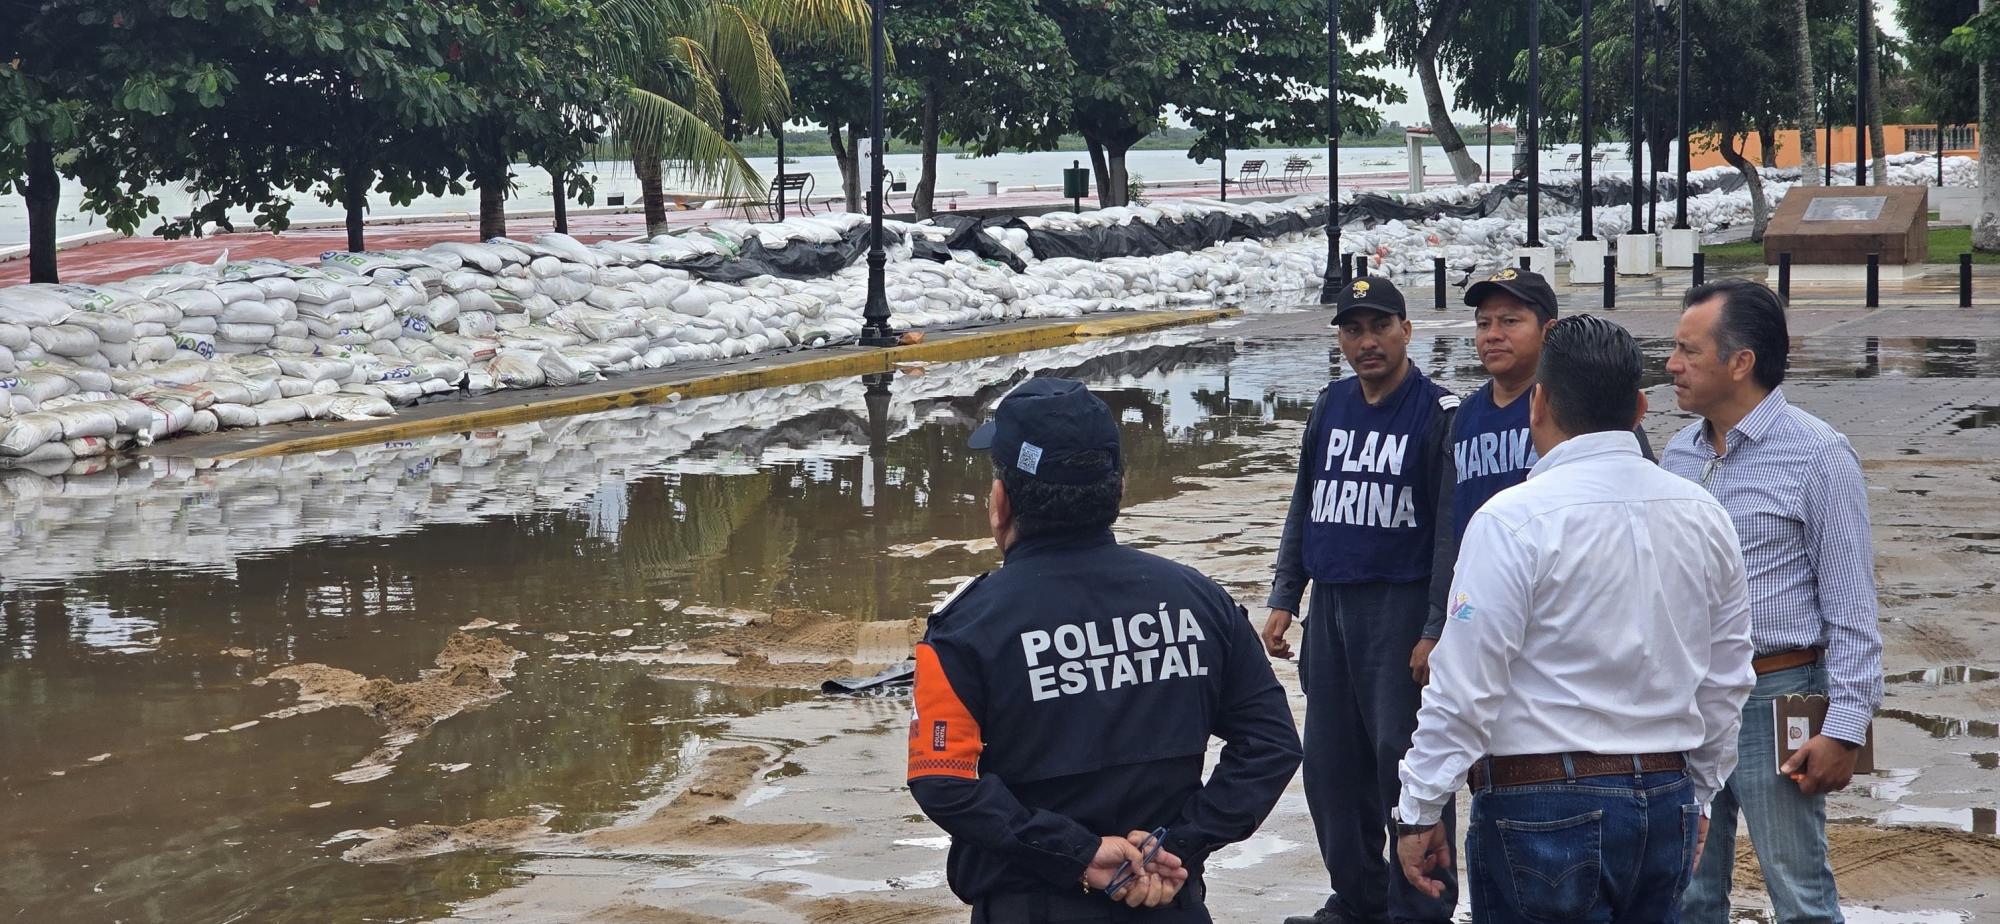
left=1773, top=693, right=1874, bottom=775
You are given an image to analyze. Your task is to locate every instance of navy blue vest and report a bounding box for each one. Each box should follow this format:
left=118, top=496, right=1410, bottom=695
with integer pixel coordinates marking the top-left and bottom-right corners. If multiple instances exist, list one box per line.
left=1301, top=364, right=1453, bottom=585
left=1448, top=381, right=1539, bottom=541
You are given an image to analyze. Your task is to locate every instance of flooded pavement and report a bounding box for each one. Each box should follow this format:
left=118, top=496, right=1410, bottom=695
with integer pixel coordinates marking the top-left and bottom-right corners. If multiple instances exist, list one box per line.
left=5, top=306, right=2000, bottom=922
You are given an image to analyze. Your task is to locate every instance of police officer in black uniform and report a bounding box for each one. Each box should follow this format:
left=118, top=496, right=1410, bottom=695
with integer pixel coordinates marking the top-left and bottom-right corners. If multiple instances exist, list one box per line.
left=908, top=376, right=1304, bottom=923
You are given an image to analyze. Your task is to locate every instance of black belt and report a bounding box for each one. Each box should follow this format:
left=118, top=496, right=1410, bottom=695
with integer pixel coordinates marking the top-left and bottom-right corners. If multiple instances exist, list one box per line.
left=1469, top=752, right=1687, bottom=789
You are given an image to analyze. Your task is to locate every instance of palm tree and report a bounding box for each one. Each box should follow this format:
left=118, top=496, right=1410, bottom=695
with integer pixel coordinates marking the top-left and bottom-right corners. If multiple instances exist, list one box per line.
left=1787, top=0, right=1821, bottom=187
left=608, top=0, right=871, bottom=237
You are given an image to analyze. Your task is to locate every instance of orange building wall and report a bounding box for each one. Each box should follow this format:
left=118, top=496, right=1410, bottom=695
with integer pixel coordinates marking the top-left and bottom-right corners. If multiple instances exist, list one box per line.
left=1687, top=125, right=1981, bottom=171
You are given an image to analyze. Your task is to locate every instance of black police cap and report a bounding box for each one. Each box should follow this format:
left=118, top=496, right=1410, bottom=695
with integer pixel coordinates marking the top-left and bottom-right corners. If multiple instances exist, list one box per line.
left=968, top=377, right=1122, bottom=484
left=1463, top=266, right=1559, bottom=320
left=1330, top=275, right=1408, bottom=327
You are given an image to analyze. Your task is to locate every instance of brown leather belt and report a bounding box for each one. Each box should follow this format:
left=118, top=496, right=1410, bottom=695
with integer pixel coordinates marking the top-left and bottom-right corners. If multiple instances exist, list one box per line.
left=1469, top=752, right=1687, bottom=790
left=1752, top=647, right=1823, bottom=675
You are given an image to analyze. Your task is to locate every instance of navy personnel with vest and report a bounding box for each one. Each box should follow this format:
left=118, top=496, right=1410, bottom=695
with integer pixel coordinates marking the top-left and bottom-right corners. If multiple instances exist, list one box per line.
left=1426, top=268, right=1654, bottom=680
left=1264, top=277, right=1460, bottom=924
left=908, top=376, right=1303, bottom=923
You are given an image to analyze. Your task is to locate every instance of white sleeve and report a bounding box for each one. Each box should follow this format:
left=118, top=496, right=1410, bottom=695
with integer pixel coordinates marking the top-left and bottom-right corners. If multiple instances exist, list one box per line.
left=1690, top=513, right=1756, bottom=809
left=1396, top=511, right=1533, bottom=826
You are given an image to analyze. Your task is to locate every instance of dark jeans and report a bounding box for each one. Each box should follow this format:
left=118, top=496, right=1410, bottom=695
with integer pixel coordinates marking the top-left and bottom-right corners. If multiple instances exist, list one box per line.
left=1300, top=581, right=1458, bottom=923
left=1468, top=769, right=1699, bottom=924
left=971, top=886, right=1210, bottom=923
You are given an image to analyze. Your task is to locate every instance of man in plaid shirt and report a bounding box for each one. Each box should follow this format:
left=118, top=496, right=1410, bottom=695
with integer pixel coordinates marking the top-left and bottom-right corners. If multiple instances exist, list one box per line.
left=1664, top=279, right=1883, bottom=924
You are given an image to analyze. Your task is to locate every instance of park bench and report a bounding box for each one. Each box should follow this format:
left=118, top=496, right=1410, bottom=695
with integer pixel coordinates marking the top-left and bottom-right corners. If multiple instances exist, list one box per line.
left=1282, top=157, right=1312, bottom=189
left=766, top=173, right=817, bottom=217
left=1237, top=159, right=1267, bottom=193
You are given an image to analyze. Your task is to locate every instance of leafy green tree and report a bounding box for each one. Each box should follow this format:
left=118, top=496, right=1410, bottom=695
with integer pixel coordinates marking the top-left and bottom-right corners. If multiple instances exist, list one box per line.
left=1945, top=0, right=1999, bottom=250
left=1373, top=0, right=1484, bottom=183
left=1897, top=0, right=1980, bottom=123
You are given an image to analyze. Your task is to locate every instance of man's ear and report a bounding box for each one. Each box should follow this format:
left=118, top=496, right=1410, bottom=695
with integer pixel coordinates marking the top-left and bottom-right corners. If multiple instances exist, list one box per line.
left=988, top=477, right=1011, bottom=533
left=1728, top=347, right=1758, bottom=384
left=1528, top=382, right=1547, bottom=429
left=1632, top=390, right=1650, bottom=431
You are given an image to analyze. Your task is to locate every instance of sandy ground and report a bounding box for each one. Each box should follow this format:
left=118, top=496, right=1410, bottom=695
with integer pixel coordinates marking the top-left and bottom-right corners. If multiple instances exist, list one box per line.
left=433, top=309, right=2000, bottom=923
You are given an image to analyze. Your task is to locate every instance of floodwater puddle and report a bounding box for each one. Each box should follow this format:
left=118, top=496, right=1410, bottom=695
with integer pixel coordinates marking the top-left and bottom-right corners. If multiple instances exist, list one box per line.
left=1884, top=665, right=2000, bottom=685
left=1879, top=708, right=2000, bottom=739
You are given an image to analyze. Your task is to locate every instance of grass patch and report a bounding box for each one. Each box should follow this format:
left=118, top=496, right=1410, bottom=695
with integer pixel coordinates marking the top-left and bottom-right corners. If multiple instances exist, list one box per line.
left=1701, top=227, right=2000, bottom=266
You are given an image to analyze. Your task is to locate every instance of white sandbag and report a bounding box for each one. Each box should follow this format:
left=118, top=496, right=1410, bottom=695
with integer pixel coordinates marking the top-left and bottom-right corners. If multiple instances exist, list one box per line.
left=138, top=395, right=196, bottom=438
left=345, top=285, right=389, bottom=311
left=0, top=345, right=12, bottom=375
left=46, top=403, right=119, bottom=440
left=114, top=300, right=184, bottom=326
left=63, top=312, right=136, bottom=344
left=0, top=323, right=28, bottom=351
left=183, top=409, right=219, bottom=435
left=218, top=323, right=277, bottom=344
left=538, top=349, right=598, bottom=386
left=172, top=332, right=218, bottom=360
left=326, top=394, right=395, bottom=420
left=252, top=277, right=301, bottom=301
left=210, top=281, right=266, bottom=304
left=176, top=315, right=219, bottom=335
left=277, top=376, right=318, bottom=398
left=0, top=288, right=74, bottom=326
left=31, top=324, right=102, bottom=358
left=93, top=399, right=159, bottom=434
left=134, top=383, right=218, bottom=410
left=131, top=337, right=179, bottom=364
left=220, top=300, right=289, bottom=325
left=3, top=371, right=80, bottom=403
left=457, top=311, right=499, bottom=339
left=63, top=435, right=120, bottom=459
left=432, top=242, right=507, bottom=274
left=451, top=289, right=499, bottom=316
left=532, top=232, right=602, bottom=267
left=0, top=413, right=64, bottom=455
left=252, top=398, right=310, bottom=426
left=99, top=342, right=135, bottom=368
left=442, top=270, right=497, bottom=294
left=399, top=316, right=436, bottom=340
left=486, top=349, right=547, bottom=389
left=670, top=288, right=711, bottom=316
left=103, top=273, right=210, bottom=298
left=161, top=289, right=227, bottom=317
left=275, top=355, right=354, bottom=382
left=292, top=277, right=352, bottom=305
left=209, top=403, right=258, bottom=428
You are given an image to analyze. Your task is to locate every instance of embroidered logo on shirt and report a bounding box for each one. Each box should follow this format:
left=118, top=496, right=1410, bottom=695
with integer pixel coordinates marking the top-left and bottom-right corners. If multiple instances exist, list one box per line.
left=1451, top=592, right=1475, bottom=622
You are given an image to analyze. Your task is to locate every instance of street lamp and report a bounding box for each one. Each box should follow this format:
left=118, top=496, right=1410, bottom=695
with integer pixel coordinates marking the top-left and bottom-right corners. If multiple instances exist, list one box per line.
left=1320, top=0, right=1343, bottom=302
left=1616, top=0, right=1657, bottom=276
left=1672, top=0, right=1689, bottom=231
left=1579, top=0, right=1595, bottom=244
left=1648, top=0, right=1665, bottom=234
left=1525, top=0, right=1542, bottom=250
left=858, top=0, right=896, bottom=346
left=1854, top=0, right=1868, bottom=187
left=1569, top=0, right=1612, bottom=285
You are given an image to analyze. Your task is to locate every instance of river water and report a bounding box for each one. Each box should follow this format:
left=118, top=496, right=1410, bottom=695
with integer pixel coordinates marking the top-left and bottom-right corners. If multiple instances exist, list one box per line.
left=1, top=142, right=1637, bottom=248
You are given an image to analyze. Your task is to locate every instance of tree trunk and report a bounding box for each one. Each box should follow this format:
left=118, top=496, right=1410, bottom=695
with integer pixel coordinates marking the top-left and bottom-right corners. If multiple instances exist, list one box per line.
left=1087, top=136, right=1113, bottom=207
left=847, top=121, right=866, bottom=212
left=551, top=167, right=569, bottom=235
left=1758, top=122, right=1779, bottom=168
left=1416, top=0, right=1482, bottom=184
left=1865, top=18, right=1888, bottom=185
left=828, top=126, right=859, bottom=213
left=25, top=139, right=60, bottom=284
left=475, top=138, right=509, bottom=240
left=636, top=150, right=668, bottom=236
left=1790, top=0, right=1821, bottom=187
left=1720, top=122, right=1771, bottom=241
left=1977, top=0, right=2000, bottom=251
left=1106, top=147, right=1131, bottom=208
left=914, top=82, right=939, bottom=219
left=341, top=161, right=372, bottom=253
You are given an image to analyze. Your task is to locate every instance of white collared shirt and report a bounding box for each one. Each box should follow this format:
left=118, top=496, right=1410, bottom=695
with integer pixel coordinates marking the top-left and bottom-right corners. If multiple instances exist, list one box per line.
left=1396, top=430, right=1756, bottom=824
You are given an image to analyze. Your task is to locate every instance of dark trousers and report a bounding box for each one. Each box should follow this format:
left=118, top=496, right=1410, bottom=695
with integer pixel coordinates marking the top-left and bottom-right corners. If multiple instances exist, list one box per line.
left=1468, top=769, right=1698, bottom=923
left=971, top=884, right=1210, bottom=924
left=1300, top=580, right=1459, bottom=923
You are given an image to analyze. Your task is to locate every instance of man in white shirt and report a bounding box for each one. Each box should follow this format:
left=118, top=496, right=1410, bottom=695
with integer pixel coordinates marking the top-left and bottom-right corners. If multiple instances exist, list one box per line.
left=1391, top=315, right=1756, bottom=923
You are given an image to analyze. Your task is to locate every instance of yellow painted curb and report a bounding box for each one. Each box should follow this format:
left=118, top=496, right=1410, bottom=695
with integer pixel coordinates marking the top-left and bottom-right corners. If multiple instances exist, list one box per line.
left=219, top=307, right=1241, bottom=460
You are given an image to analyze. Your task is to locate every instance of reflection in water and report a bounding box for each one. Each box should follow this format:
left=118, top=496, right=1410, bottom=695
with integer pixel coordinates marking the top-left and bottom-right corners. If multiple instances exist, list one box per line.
left=0, top=326, right=1368, bottom=923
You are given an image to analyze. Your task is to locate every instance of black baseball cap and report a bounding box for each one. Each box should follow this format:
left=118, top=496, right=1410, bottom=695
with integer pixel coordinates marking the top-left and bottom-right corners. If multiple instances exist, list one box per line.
left=968, top=377, right=1122, bottom=484
left=1464, top=267, right=1559, bottom=320
left=1330, top=275, right=1408, bottom=326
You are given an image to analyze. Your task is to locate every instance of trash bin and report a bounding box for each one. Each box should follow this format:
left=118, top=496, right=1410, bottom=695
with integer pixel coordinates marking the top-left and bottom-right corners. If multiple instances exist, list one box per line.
left=1062, top=161, right=1091, bottom=214
left=984, top=180, right=1000, bottom=196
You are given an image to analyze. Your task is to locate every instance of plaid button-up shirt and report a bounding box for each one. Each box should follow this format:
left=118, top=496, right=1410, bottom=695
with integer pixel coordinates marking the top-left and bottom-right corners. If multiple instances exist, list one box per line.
left=1662, top=387, right=1883, bottom=745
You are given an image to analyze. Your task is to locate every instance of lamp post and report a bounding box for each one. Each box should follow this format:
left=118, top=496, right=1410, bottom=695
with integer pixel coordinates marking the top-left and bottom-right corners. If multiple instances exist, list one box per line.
left=1855, top=0, right=1868, bottom=187
left=775, top=122, right=787, bottom=221
left=1823, top=51, right=1834, bottom=185
left=1672, top=0, right=1689, bottom=230
left=1630, top=0, right=1645, bottom=236
left=1648, top=0, right=1664, bottom=234
left=1525, top=0, right=1542, bottom=249
left=859, top=0, right=895, bottom=346
left=1579, top=0, right=1595, bottom=243
left=1320, top=0, right=1343, bottom=302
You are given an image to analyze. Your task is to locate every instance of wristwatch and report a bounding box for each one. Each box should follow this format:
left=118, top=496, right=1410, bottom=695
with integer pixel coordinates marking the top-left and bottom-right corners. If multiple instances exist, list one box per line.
left=1392, top=806, right=1438, bottom=838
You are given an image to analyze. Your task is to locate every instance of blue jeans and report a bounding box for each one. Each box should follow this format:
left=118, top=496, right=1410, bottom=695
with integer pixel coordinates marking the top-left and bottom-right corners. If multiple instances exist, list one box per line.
left=1468, top=769, right=1699, bottom=924
left=1681, top=664, right=1843, bottom=924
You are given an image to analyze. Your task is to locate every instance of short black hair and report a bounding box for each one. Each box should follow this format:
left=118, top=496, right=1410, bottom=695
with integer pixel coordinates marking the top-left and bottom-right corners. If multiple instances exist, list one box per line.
left=1682, top=278, right=1789, bottom=390
left=1536, top=314, right=1643, bottom=435
left=996, top=449, right=1122, bottom=540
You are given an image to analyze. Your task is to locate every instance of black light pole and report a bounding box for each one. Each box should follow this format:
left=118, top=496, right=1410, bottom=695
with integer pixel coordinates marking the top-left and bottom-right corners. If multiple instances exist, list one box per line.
left=1673, top=0, right=1689, bottom=230
left=1526, top=0, right=1543, bottom=248
left=1321, top=0, right=1343, bottom=301
left=775, top=122, right=787, bottom=221
left=1937, top=121, right=1945, bottom=185
left=1579, top=0, right=1595, bottom=242
left=1648, top=1, right=1664, bottom=233
left=1854, top=0, right=1867, bottom=187
left=1630, top=0, right=1646, bottom=237
left=1484, top=119, right=1493, bottom=182
left=859, top=0, right=894, bottom=346
left=1220, top=112, right=1229, bottom=203
left=1823, top=55, right=1834, bottom=185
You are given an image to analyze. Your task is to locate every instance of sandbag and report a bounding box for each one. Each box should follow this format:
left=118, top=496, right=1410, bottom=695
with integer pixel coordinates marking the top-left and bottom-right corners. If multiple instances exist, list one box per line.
left=63, top=312, right=136, bottom=344
left=0, top=413, right=65, bottom=455
left=30, top=324, right=102, bottom=358
left=0, top=323, right=29, bottom=351
left=220, top=300, right=289, bottom=325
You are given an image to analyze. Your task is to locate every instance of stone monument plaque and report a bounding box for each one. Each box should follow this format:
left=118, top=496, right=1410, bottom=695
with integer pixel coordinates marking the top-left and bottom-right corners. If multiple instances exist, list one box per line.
left=1765, top=186, right=1929, bottom=269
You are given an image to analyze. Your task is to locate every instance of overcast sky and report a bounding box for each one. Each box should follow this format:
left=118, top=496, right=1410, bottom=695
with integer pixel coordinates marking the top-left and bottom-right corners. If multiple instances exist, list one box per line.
left=1363, top=3, right=1908, bottom=128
